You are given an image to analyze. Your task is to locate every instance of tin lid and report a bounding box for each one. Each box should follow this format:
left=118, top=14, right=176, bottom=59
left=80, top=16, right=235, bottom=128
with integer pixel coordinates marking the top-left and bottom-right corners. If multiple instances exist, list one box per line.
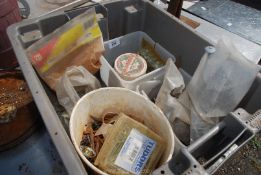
left=114, top=53, right=147, bottom=81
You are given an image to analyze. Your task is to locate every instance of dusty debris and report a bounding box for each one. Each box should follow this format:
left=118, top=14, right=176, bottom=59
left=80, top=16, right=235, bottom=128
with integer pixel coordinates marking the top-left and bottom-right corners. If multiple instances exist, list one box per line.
left=215, top=133, right=261, bottom=175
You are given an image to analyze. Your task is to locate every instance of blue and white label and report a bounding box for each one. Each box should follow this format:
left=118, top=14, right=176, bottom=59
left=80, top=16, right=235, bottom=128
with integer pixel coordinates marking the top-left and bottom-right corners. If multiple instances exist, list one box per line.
left=114, top=129, right=156, bottom=175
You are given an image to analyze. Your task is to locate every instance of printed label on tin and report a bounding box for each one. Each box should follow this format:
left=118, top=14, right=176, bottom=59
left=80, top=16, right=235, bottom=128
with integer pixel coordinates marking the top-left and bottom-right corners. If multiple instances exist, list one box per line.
left=114, top=129, right=156, bottom=175
left=108, top=38, right=120, bottom=49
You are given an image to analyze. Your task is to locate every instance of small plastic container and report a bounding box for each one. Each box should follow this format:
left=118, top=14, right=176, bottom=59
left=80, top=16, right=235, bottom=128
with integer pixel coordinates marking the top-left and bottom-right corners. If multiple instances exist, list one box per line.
left=100, top=31, right=175, bottom=91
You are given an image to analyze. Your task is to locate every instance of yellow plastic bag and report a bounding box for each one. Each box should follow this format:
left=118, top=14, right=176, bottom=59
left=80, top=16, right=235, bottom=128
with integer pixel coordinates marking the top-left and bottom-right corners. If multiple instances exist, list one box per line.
left=27, top=8, right=104, bottom=89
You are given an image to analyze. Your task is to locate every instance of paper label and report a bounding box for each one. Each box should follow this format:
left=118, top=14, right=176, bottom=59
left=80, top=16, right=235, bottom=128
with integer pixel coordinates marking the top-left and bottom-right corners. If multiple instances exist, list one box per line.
left=116, top=54, right=144, bottom=76
left=108, top=38, right=120, bottom=49
left=114, top=129, right=156, bottom=175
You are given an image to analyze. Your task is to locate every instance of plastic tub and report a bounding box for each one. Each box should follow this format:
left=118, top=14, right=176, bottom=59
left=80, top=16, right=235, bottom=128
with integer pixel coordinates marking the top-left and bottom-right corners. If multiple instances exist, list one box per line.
left=69, top=87, right=175, bottom=175
left=100, top=31, right=175, bottom=91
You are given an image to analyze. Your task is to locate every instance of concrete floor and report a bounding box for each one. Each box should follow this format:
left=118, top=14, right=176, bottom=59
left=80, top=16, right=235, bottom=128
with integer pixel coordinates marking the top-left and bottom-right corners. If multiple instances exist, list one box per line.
left=0, top=124, right=68, bottom=175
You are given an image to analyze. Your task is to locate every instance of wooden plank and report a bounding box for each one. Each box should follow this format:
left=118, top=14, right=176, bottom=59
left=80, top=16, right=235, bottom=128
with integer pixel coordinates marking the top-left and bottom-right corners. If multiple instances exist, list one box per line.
left=180, top=15, right=200, bottom=29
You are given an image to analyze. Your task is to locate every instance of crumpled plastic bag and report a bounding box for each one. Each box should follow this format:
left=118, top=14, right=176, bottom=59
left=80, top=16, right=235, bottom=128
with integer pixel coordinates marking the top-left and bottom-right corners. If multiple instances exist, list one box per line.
left=188, top=38, right=260, bottom=142
left=155, top=59, right=191, bottom=126
left=135, top=67, right=166, bottom=100
left=56, top=66, right=101, bottom=115
left=136, top=80, right=162, bottom=100
left=189, top=107, right=220, bottom=143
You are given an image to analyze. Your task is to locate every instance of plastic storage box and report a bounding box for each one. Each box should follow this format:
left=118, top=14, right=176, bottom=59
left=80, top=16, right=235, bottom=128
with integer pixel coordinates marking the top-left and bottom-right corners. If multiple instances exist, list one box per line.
left=100, top=31, right=175, bottom=93
left=7, top=0, right=261, bottom=175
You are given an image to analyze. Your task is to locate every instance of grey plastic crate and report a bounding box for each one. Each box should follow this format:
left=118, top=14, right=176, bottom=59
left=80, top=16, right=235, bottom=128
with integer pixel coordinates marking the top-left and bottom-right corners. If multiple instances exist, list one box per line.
left=17, top=4, right=109, bottom=49
left=7, top=0, right=261, bottom=175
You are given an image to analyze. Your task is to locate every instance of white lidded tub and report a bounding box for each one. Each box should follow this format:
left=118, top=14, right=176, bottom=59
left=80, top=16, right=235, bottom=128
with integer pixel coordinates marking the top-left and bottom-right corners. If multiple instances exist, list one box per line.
left=69, top=87, right=174, bottom=175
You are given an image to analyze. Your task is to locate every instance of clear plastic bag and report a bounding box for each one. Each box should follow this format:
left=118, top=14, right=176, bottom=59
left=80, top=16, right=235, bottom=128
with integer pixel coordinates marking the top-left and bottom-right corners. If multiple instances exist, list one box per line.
left=55, top=66, right=101, bottom=115
left=188, top=38, right=260, bottom=142
left=155, top=59, right=191, bottom=125
left=188, top=38, right=260, bottom=119
left=190, top=107, right=219, bottom=143
left=136, top=80, right=162, bottom=100
left=27, top=8, right=104, bottom=89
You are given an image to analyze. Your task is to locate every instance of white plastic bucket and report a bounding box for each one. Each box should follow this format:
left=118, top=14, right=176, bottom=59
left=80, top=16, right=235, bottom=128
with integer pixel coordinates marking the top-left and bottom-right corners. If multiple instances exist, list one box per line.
left=70, top=87, right=174, bottom=175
